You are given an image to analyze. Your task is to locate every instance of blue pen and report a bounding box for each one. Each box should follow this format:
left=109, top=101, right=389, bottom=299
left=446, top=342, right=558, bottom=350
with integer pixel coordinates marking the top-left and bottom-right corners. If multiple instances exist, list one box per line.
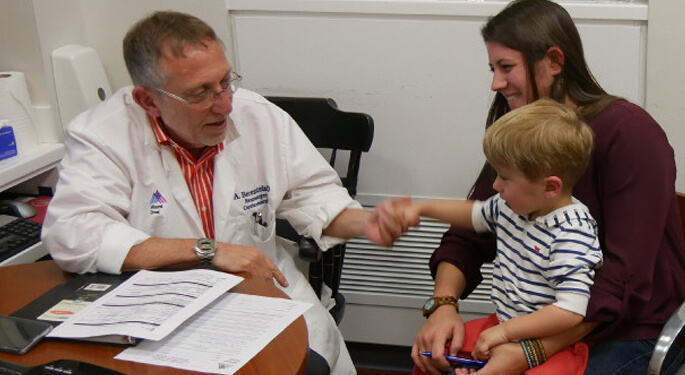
left=420, top=352, right=487, bottom=368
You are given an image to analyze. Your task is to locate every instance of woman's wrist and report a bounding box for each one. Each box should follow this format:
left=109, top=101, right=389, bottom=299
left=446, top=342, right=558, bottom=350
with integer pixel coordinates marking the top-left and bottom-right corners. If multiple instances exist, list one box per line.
left=520, top=338, right=547, bottom=369
left=486, top=342, right=530, bottom=374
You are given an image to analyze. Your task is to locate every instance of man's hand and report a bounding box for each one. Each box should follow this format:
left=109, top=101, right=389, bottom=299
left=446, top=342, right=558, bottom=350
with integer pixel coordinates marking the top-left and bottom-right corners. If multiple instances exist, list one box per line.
left=411, top=305, right=465, bottom=375
left=212, top=243, right=288, bottom=287
left=472, top=324, right=509, bottom=361
left=363, top=197, right=417, bottom=246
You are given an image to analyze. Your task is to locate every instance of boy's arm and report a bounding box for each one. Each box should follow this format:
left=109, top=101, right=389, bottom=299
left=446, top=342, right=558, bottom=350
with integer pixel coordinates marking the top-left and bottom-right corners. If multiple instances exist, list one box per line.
left=473, top=305, right=583, bottom=360
left=500, top=305, right=584, bottom=340
left=411, top=200, right=475, bottom=230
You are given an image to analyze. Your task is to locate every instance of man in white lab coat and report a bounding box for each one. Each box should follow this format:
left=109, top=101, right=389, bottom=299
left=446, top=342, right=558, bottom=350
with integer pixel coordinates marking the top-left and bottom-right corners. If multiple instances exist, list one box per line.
left=42, top=11, right=406, bottom=375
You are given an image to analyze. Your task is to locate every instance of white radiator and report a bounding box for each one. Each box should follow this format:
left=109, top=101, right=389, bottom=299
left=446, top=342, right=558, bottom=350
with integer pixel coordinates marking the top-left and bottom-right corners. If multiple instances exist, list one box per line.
left=339, top=199, right=496, bottom=345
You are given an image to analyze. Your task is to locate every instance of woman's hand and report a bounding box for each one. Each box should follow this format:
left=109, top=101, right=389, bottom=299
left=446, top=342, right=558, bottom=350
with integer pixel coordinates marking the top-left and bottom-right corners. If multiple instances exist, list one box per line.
left=411, top=306, right=466, bottom=375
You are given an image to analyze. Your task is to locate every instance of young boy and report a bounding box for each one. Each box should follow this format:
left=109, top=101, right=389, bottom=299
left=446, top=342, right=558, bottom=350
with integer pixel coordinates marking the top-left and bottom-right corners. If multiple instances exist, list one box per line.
left=405, top=99, right=603, bottom=374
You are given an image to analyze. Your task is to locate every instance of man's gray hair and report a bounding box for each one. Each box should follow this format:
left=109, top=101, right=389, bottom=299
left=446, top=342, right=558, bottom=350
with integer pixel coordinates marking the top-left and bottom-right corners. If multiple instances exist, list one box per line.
left=123, top=11, right=222, bottom=88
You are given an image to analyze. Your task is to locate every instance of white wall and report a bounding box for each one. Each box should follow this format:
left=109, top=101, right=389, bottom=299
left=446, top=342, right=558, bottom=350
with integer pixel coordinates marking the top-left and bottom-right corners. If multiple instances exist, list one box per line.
left=227, top=1, right=647, bottom=201
left=0, top=0, right=60, bottom=107
left=0, top=0, right=81, bottom=139
left=646, top=1, right=685, bottom=193
left=78, top=0, right=230, bottom=90
left=7, top=0, right=678, bottom=196
left=0, top=0, right=231, bottom=135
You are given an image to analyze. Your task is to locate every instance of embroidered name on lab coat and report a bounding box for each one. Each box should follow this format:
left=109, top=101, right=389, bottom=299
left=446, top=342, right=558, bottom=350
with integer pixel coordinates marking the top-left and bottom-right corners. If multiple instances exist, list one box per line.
left=234, top=184, right=271, bottom=211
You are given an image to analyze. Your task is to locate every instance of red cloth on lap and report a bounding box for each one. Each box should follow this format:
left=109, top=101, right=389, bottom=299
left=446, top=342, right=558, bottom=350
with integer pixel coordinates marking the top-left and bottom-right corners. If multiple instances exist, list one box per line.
left=412, top=314, right=588, bottom=375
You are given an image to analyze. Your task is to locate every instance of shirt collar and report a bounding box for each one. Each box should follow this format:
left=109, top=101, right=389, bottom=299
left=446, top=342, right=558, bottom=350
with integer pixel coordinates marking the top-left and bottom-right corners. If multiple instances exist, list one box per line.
left=535, top=202, right=595, bottom=228
left=148, top=115, right=225, bottom=159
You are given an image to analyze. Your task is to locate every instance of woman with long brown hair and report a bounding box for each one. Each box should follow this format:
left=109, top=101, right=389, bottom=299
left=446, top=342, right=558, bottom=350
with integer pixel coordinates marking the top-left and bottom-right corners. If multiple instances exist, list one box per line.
left=413, top=1, right=685, bottom=374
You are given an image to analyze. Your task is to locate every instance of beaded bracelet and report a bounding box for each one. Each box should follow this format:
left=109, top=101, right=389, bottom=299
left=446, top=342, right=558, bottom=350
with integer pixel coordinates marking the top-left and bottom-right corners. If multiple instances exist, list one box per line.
left=521, top=340, right=536, bottom=369
left=520, top=338, right=547, bottom=368
left=531, top=338, right=548, bottom=363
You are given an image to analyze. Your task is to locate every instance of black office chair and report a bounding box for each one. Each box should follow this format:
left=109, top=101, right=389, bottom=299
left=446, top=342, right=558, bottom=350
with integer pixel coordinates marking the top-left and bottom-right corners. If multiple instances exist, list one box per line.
left=266, top=96, right=374, bottom=325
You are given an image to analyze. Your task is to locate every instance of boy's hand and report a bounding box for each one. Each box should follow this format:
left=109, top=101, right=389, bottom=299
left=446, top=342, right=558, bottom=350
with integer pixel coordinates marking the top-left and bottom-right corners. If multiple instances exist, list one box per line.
left=473, top=325, right=509, bottom=361
left=363, top=197, right=416, bottom=246
left=398, top=201, right=422, bottom=228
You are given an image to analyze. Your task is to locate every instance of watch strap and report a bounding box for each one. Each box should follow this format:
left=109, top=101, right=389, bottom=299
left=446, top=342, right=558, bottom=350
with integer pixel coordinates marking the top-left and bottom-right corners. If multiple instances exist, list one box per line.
left=423, top=295, right=458, bottom=318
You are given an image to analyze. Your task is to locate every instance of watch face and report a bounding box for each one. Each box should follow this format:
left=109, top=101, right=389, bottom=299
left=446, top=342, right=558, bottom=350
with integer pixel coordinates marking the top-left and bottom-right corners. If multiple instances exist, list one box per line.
left=195, top=238, right=217, bottom=263
left=197, top=239, right=215, bottom=251
left=424, top=299, right=435, bottom=310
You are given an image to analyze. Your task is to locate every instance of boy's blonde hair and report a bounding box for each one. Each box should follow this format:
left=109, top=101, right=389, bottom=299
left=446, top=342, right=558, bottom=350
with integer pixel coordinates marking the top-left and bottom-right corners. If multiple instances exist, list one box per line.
left=483, top=99, right=594, bottom=190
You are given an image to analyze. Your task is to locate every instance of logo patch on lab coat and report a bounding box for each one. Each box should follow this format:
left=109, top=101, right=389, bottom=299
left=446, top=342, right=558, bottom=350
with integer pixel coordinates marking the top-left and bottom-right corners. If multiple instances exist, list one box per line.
left=149, top=190, right=167, bottom=215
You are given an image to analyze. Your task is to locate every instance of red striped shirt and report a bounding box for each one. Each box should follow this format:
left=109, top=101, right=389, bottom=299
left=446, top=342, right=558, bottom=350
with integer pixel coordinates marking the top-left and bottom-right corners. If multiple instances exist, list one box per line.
left=149, top=116, right=224, bottom=239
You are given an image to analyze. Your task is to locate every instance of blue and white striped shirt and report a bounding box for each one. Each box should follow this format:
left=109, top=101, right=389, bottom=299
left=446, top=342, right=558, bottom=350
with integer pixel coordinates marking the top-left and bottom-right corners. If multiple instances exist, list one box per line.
left=472, top=195, right=603, bottom=323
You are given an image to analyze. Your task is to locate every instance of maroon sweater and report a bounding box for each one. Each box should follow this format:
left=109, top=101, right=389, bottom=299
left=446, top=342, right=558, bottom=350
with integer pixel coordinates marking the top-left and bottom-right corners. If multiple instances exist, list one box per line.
left=430, top=100, right=685, bottom=341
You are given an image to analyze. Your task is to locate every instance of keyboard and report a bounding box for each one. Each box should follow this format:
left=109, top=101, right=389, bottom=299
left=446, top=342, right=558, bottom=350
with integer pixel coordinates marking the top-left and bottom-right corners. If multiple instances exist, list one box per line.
left=0, top=359, right=24, bottom=375
left=0, top=359, right=124, bottom=375
left=0, top=215, right=41, bottom=263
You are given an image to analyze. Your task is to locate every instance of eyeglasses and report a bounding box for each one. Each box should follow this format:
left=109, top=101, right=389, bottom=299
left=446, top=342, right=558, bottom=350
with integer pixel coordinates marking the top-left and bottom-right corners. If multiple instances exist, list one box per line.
left=153, top=71, right=243, bottom=109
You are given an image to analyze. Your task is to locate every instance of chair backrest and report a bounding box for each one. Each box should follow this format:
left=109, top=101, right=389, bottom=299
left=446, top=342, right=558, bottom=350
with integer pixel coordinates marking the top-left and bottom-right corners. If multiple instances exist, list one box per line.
left=266, top=96, right=374, bottom=197
left=266, top=96, right=374, bottom=324
left=648, top=192, right=685, bottom=375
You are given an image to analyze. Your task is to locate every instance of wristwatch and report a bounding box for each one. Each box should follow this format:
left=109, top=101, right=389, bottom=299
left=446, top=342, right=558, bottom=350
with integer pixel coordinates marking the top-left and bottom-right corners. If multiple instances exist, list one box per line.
left=422, top=296, right=458, bottom=318
left=194, top=238, right=217, bottom=264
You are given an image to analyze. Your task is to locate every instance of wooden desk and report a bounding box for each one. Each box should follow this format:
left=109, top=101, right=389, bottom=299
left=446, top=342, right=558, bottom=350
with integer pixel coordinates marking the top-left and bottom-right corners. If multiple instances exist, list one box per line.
left=0, top=261, right=308, bottom=374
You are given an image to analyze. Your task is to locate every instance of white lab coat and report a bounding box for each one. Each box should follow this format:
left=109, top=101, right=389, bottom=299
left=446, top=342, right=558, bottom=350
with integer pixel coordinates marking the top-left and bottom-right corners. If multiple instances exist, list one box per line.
left=43, top=86, right=360, bottom=374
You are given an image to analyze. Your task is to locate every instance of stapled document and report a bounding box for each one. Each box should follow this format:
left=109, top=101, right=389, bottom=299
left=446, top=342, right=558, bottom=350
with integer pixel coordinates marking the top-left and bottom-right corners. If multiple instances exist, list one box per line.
left=47, top=269, right=243, bottom=342
left=115, top=293, right=312, bottom=374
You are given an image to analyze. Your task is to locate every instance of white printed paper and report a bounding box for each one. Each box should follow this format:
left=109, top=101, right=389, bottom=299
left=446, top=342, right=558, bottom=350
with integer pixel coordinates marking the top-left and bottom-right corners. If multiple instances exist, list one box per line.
left=115, top=293, right=312, bottom=374
left=47, top=269, right=243, bottom=341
